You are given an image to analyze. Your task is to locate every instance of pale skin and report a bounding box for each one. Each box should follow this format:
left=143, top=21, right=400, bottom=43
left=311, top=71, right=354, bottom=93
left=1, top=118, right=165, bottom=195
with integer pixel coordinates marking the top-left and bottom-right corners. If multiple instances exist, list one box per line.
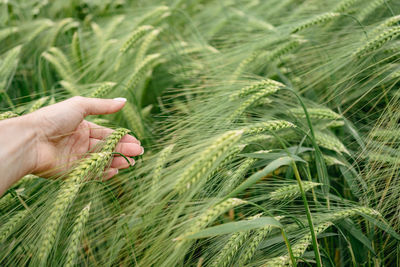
left=0, top=96, right=144, bottom=196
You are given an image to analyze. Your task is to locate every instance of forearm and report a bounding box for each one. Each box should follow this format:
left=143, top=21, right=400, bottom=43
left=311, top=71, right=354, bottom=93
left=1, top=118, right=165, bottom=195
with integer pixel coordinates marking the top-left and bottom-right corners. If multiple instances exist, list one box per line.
left=0, top=115, right=38, bottom=195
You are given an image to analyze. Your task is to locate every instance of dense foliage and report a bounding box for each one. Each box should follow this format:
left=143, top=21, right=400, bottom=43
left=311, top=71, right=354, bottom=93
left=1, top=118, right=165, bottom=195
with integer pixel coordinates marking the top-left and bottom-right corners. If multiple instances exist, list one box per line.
left=1, top=0, right=400, bottom=266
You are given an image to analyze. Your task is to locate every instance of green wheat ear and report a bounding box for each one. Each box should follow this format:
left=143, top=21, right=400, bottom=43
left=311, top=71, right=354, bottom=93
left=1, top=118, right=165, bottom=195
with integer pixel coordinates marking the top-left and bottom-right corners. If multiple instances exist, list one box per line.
left=174, top=198, right=246, bottom=242
left=89, top=82, right=117, bottom=98
left=314, top=131, right=350, bottom=155
left=333, top=0, right=361, bottom=12
left=174, top=130, right=243, bottom=194
left=28, top=96, right=50, bottom=113
left=243, top=120, right=296, bottom=135
left=212, top=214, right=262, bottom=267
left=119, top=25, right=154, bottom=54
left=122, top=102, right=145, bottom=140
left=289, top=107, right=341, bottom=120
left=291, top=12, right=340, bottom=33
left=64, top=203, right=91, bottom=267
left=269, top=181, right=321, bottom=201
left=230, top=79, right=285, bottom=100
left=153, top=144, right=175, bottom=185
left=353, top=26, right=400, bottom=58
left=262, top=222, right=332, bottom=267
left=0, top=209, right=29, bottom=242
left=0, top=111, right=18, bottom=120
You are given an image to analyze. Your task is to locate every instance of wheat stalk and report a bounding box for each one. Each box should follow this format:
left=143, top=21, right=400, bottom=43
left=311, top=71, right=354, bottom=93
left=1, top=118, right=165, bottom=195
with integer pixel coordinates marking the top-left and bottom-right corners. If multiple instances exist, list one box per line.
left=64, top=203, right=91, bottom=267
left=174, top=130, right=243, bottom=194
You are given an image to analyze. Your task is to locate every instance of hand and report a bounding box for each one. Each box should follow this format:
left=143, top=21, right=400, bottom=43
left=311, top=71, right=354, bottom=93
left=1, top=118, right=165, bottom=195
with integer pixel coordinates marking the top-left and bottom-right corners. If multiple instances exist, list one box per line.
left=0, top=96, right=143, bottom=195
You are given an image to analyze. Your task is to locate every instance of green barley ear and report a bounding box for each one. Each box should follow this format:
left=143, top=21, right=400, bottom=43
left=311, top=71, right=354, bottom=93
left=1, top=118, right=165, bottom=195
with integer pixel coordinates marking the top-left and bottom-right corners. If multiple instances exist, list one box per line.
left=357, top=0, right=385, bottom=21
left=64, top=203, right=91, bottom=267
left=153, top=144, right=175, bottom=185
left=0, top=193, right=16, bottom=211
left=212, top=214, right=262, bottom=267
left=174, top=130, right=243, bottom=194
left=230, top=79, right=285, bottom=101
left=243, top=120, right=296, bottom=135
left=119, top=25, right=154, bottom=54
left=319, top=206, right=381, bottom=223
left=124, top=53, right=161, bottom=92
left=291, top=12, right=340, bottom=33
left=238, top=216, right=283, bottom=266
left=37, top=152, right=112, bottom=265
left=333, top=0, right=361, bottom=12
left=0, top=209, right=29, bottom=242
left=261, top=38, right=306, bottom=62
left=89, top=82, right=117, bottom=98
left=372, top=15, right=400, bottom=34
left=136, top=6, right=170, bottom=26
left=262, top=222, right=332, bottom=267
left=0, top=111, right=18, bottom=120
left=269, top=181, right=321, bottom=201
left=220, top=157, right=257, bottom=196
left=42, top=47, right=74, bottom=82
left=122, top=102, right=145, bottom=140
left=314, top=131, right=350, bottom=155
left=28, top=96, right=50, bottom=113
left=174, top=198, right=246, bottom=242
left=100, top=128, right=131, bottom=152
left=289, top=107, right=341, bottom=120
left=136, top=28, right=161, bottom=65
left=59, top=80, right=80, bottom=96
left=0, top=27, right=19, bottom=43
left=353, top=26, right=400, bottom=58
left=231, top=51, right=259, bottom=80
left=0, top=45, right=22, bottom=96
left=229, top=87, right=281, bottom=121
left=71, top=31, right=83, bottom=68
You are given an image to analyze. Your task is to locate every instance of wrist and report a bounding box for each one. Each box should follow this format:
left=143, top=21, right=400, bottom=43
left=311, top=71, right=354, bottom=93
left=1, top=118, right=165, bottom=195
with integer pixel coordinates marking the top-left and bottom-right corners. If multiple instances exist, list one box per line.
left=0, top=114, right=40, bottom=192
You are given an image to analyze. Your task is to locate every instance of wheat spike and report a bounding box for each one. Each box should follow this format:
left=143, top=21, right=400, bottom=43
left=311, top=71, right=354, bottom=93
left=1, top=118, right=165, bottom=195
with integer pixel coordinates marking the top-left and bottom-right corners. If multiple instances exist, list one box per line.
left=238, top=216, right=283, bottom=266
left=90, top=82, right=117, bottom=98
left=0, top=45, right=22, bottom=91
left=119, top=25, right=153, bottom=54
left=357, top=0, right=385, bottom=21
left=125, top=53, right=161, bottom=91
left=220, top=157, right=257, bottom=196
left=122, top=102, right=145, bottom=140
left=0, top=27, right=19, bottom=43
left=289, top=107, right=341, bottom=120
left=37, top=152, right=112, bottom=264
left=59, top=80, right=80, bottom=96
left=174, top=130, right=243, bottom=194
left=243, top=120, right=296, bottom=135
left=232, top=51, right=259, bottom=79
left=315, top=131, right=349, bottom=155
left=0, top=209, right=29, bottom=242
left=269, top=181, right=321, bottom=201
left=333, top=0, right=361, bottom=12
left=261, top=38, right=305, bottom=62
left=42, top=47, right=74, bottom=82
left=0, top=111, right=18, bottom=120
left=0, top=193, right=16, bottom=211
left=71, top=31, right=83, bottom=68
left=353, top=26, right=400, bottom=58
left=64, top=203, right=91, bottom=267
left=318, top=207, right=381, bottom=223
left=29, top=96, right=50, bottom=113
left=175, top=198, right=246, bottom=241
left=372, top=15, right=400, bottom=34
left=229, top=87, right=281, bottom=121
left=212, top=214, right=262, bottom=267
left=291, top=12, right=340, bottom=33
left=230, top=79, right=285, bottom=100
left=262, top=222, right=332, bottom=267
left=100, top=128, right=131, bottom=152
left=153, top=144, right=175, bottom=185
left=136, top=29, right=161, bottom=65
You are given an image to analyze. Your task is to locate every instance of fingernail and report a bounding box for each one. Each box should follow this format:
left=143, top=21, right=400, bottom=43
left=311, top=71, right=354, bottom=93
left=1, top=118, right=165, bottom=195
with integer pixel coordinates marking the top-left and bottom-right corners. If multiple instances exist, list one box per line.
left=140, top=146, right=144, bottom=155
left=113, top=97, right=127, bottom=102
left=115, top=169, right=119, bottom=174
left=130, top=158, right=135, bottom=166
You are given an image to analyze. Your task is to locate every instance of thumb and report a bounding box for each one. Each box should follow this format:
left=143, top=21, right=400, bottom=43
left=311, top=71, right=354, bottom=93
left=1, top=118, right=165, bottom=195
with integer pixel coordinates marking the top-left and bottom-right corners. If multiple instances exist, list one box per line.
left=68, top=96, right=127, bottom=116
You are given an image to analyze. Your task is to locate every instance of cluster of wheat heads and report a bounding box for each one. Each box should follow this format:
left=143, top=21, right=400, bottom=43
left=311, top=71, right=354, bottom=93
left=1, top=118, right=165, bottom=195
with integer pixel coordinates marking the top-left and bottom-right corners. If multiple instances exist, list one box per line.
left=1, top=0, right=400, bottom=266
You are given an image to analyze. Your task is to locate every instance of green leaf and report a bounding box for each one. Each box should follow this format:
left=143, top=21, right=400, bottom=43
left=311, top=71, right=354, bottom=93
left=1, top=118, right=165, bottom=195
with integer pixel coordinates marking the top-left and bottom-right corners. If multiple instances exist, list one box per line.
left=185, top=217, right=282, bottom=239
left=225, top=156, right=302, bottom=199
left=360, top=213, right=400, bottom=241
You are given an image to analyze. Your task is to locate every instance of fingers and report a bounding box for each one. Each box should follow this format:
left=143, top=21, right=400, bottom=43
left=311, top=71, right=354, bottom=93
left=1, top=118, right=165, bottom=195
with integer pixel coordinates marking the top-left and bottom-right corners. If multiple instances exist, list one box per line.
left=87, top=121, right=140, bottom=145
left=68, top=96, right=127, bottom=116
left=104, top=168, right=119, bottom=180
left=111, top=157, right=135, bottom=168
left=89, top=138, right=143, bottom=156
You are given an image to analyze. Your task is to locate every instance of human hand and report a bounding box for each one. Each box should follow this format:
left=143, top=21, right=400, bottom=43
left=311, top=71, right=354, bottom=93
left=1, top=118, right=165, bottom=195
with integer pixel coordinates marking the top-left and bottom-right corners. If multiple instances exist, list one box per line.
left=0, top=96, right=143, bottom=195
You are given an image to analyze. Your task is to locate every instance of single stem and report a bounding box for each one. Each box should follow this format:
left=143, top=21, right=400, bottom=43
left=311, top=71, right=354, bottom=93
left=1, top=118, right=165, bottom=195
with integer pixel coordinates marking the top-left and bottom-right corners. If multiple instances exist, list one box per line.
left=281, top=229, right=297, bottom=267
left=1, top=90, right=15, bottom=110
left=292, top=161, right=322, bottom=267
